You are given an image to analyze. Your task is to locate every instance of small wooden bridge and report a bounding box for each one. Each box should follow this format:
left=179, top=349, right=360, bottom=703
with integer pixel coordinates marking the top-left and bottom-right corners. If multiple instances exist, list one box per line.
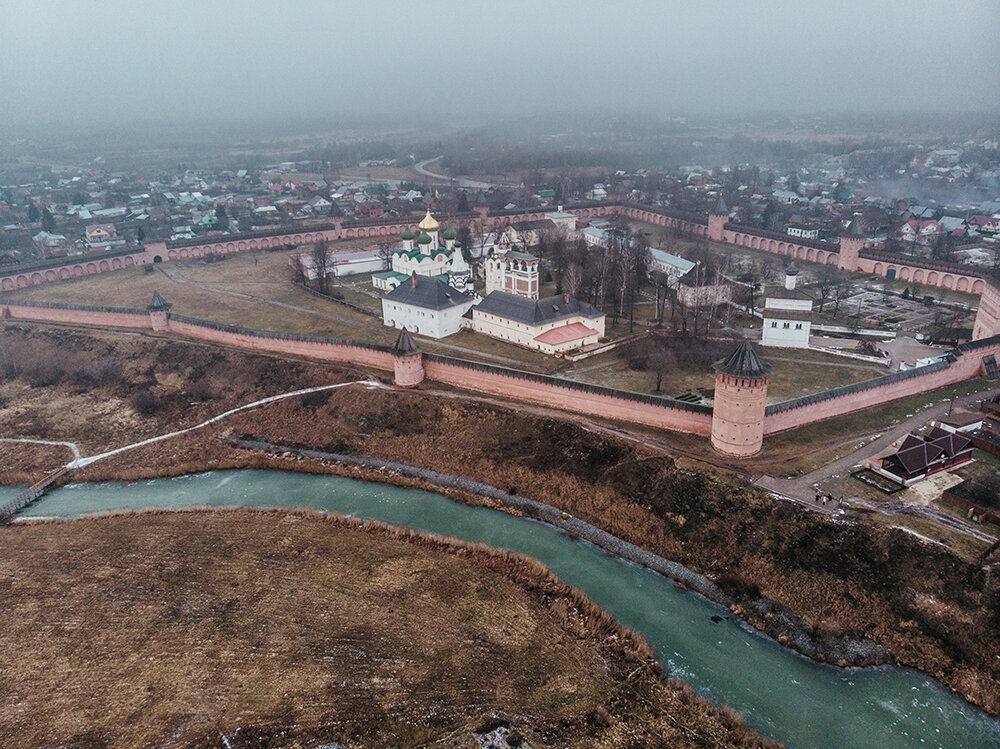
left=1, top=467, right=69, bottom=517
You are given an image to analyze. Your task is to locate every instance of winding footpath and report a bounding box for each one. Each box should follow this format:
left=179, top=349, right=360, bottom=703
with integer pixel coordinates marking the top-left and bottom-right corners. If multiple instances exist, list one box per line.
left=0, top=437, right=80, bottom=462
left=69, top=380, right=386, bottom=469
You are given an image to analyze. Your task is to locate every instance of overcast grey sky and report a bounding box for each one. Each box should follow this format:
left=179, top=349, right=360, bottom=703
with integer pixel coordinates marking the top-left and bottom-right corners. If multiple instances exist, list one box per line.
left=2, top=0, right=998, bottom=131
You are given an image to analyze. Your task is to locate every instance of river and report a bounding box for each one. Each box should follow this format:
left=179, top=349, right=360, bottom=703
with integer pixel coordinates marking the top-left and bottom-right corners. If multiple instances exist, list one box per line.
left=3, top=470, right=998, bottom=749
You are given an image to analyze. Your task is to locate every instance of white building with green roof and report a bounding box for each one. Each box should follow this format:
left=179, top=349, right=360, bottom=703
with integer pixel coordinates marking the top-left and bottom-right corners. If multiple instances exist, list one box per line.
left=372, top=209, right=472, bottom=294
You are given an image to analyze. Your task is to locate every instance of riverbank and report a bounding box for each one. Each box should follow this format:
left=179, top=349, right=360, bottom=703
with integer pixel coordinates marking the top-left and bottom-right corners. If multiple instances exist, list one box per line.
left=0, top=506, right=770, bottom=748
left=2, top=325, right=998, bottom=716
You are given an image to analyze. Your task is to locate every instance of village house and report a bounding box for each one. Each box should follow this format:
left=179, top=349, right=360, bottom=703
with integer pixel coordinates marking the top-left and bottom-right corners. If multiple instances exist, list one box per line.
left=466, top=291, right=606, bottom=355
left=873, top=427, right=975, bottom=485
left=85, top=223, right=117, bottom=244
left=899, top=219, right=941, bottom=245
left=786, top=225, right=820, bottom=240
left=381, top=272, right=476, bottom=338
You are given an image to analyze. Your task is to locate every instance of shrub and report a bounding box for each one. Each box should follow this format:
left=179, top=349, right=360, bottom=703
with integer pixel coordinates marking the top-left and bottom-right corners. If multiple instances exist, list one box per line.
left=130, top=389, right=159, bottom=415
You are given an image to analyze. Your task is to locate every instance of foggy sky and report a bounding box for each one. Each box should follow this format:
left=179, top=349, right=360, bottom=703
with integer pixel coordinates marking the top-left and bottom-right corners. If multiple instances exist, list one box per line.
left=3, top=0, right=998, bottom=132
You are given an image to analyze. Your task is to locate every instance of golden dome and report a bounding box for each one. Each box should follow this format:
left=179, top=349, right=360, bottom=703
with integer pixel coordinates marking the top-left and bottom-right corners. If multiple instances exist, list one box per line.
left=418, top=209, right=439, bottom=231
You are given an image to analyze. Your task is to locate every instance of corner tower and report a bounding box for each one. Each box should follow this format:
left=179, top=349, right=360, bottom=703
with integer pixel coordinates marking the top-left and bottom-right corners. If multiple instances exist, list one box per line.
left=710, top=340, right=771, bottom=456
left=392, top=327, right=425, bottom=386
left=147, top=290, right=172, bottom=332
left=708, top=195, right=728, bottom=242
left=838, top=217, right=864, bottom=272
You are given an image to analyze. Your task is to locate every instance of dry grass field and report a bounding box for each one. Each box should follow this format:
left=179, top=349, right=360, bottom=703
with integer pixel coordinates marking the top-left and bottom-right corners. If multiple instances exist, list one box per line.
left=0, top=509, right=768, bottom=748
left=2, top=326, right=998, bottom=719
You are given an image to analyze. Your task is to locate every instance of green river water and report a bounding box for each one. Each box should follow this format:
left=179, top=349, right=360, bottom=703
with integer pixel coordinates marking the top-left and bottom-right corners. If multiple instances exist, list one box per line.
left=3, top=470, right=999, bottom=748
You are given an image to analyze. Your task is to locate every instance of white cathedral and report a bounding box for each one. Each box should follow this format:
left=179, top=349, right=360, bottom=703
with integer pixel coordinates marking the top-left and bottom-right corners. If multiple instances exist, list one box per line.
left=372, top=210, right=473, bottom=294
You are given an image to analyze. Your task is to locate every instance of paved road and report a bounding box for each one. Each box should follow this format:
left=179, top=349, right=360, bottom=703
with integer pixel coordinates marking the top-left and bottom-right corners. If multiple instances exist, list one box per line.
left=414, top=156, right=495, bottom=189
left=754, top=387, right=999, bottom=541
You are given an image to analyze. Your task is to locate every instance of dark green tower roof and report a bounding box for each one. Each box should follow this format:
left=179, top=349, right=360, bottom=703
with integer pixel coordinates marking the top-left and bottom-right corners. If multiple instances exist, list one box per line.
left=147, top=291, right=171, bottom=311
left=714, top=340, right=771, bottom=379
left=393, top=326, right=419, bottom=354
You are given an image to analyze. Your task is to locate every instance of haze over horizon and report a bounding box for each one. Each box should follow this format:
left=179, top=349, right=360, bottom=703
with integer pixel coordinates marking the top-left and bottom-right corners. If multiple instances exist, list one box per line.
left=3, top=0, right=999, bottom=135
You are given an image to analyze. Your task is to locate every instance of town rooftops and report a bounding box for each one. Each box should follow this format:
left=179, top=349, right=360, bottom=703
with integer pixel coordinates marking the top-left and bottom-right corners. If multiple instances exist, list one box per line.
left=472, top=291, right=603, bottom=326
left=714, top=340, right=772, bottom=379
left=383, top=273, right=473, bottom=311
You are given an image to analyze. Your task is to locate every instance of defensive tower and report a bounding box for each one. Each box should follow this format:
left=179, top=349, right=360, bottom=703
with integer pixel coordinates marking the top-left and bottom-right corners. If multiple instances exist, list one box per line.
left=707, top=195, right=728, bottom=243
left=710, top=340, right=771, bottom=456
left=392, top=327, right=425, bottom=386
left=838, top=217, right=865, bottom=272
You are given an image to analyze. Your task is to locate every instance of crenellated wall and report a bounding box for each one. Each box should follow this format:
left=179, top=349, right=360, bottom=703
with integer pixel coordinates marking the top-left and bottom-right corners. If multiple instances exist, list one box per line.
left=0, top=298, right=713, bottom=436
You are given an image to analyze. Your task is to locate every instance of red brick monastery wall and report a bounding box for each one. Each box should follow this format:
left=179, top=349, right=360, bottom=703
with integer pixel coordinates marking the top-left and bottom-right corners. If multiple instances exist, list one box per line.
left=0, top=296, right=996, bottom=449
left=421, top=356, right=713, bottom=435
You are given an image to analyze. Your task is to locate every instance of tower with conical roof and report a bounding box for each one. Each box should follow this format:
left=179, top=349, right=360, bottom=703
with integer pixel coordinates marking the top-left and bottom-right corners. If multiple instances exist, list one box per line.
left=708, top=195, right=729, bottom=243
left=710, top=339, right=771, bottom=456
left=147, top=290, right=172, bottom=332
left=838, top=216, right=864, bottom=272
left=391, top=326, right=425, bottom=386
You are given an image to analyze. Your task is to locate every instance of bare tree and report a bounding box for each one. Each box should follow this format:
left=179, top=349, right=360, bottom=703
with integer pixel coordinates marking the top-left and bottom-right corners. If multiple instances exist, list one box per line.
left=312, top=239, right=333, bottom=294
left=376, top=236, right=395, bottom=271
left=562, top=262, right=582, bottom=297
left=813, top=265, right=838, bottom=313
left=832, top=280, right=853, bottom=316
left=292, top=254, right=308, bottom=285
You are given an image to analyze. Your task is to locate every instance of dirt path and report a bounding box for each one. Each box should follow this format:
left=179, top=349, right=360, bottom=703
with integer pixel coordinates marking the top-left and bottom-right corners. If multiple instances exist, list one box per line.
left=70, top=380, right=385, bottom=469
left=0, top=438, right=81, bottom=461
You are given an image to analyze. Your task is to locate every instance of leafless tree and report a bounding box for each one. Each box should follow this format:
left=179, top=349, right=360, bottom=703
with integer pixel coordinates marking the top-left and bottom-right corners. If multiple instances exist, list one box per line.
left=562, top=262, right=582, bottom=297
left=292, top=254, right=308, bottom=285
left=813, top=265, right=838, bottom=313
left=376, top=236, right=395, bottom=271
left=312, top=239, right=333, bottom=294
left=832, top=280, right=853, bottom=316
